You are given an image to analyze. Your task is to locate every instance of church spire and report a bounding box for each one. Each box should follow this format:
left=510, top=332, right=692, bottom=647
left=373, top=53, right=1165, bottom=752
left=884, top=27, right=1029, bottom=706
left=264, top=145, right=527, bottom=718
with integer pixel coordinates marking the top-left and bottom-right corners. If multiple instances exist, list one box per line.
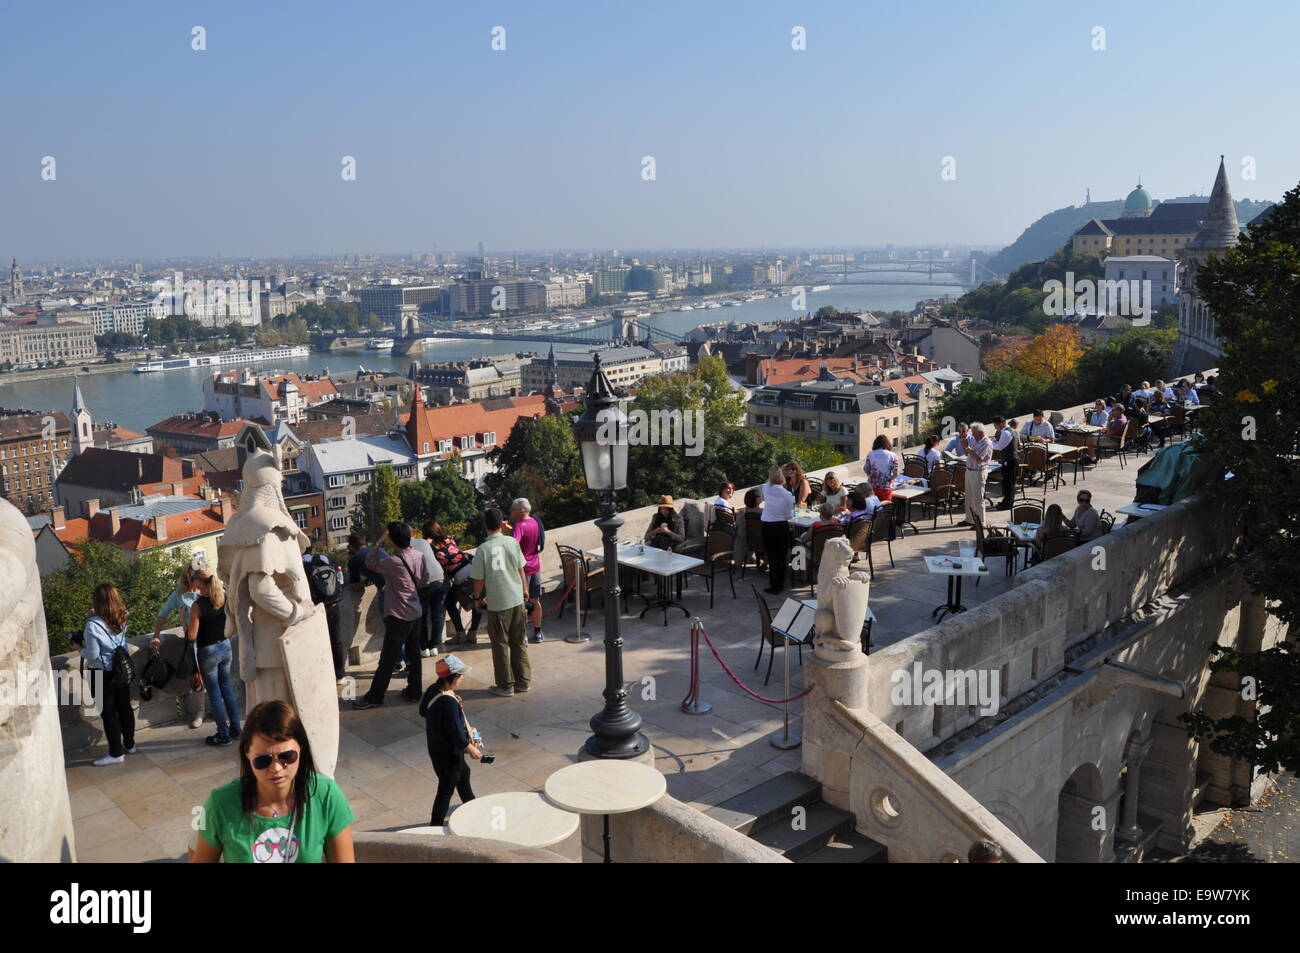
left=1188, top=155, right=1239, bottom=250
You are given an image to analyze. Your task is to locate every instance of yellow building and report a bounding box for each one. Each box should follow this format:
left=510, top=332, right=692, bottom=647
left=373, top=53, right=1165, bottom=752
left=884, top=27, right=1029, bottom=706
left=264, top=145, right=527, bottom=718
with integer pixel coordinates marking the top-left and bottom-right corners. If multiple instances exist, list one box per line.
left=1072, top=186, right=1209, bottom=260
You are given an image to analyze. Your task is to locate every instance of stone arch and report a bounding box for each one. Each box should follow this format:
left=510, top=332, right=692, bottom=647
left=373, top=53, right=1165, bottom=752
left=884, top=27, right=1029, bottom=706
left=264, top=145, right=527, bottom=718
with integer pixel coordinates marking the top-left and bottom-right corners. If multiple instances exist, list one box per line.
left=1055, top=762, right=1106, bottom=862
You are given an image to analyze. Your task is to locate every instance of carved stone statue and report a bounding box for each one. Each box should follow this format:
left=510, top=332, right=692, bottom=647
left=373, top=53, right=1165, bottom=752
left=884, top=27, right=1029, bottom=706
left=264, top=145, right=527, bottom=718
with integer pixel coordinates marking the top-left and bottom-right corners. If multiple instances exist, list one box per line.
left=218, top=451, right=338, bottom=776
left=812, top=537, right=870, bottom=660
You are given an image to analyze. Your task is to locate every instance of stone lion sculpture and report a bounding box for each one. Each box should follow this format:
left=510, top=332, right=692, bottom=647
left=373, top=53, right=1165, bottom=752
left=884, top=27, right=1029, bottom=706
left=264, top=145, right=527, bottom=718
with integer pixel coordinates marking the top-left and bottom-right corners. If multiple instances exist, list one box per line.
left=812, top=537, right=870, bottom=660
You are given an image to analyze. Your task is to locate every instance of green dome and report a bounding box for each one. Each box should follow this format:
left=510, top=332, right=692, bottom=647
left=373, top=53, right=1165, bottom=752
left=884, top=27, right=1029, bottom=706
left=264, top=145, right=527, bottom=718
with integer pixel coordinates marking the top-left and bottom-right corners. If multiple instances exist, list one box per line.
left=1124, top=184, right=1153, bottom=213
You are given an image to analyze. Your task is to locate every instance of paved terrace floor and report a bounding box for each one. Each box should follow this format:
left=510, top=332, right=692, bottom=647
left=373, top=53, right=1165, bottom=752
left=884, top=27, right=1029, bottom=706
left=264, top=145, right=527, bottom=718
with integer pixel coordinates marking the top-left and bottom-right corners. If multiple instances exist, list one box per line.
left=65, top=450, right=1149, bottom=862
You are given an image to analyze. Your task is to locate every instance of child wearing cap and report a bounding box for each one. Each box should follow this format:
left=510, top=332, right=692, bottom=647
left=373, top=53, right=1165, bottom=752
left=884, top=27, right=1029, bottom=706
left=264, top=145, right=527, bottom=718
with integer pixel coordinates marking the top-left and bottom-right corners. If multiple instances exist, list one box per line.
left=418, top=654, right=481, bottom=826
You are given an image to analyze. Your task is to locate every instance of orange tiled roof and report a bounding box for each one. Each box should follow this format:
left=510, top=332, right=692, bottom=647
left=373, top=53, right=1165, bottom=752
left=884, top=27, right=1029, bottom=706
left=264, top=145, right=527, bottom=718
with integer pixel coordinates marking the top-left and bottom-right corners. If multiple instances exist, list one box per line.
left=401, top=394, right=549, bottom=457
left=148, top=414, right=249, bottom=438
left=756, top=357, right=878, bottom=386
left=54, top=504, right=227, bottom=551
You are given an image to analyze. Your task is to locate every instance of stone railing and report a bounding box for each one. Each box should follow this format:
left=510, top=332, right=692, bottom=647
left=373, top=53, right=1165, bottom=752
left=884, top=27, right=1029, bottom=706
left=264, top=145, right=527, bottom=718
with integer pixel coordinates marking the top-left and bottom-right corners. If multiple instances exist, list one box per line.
left=353, top=832, right=571, bottom=863
left=0, top=497, right=77, bottom=862
left=577, top=795, right=789, bottom=863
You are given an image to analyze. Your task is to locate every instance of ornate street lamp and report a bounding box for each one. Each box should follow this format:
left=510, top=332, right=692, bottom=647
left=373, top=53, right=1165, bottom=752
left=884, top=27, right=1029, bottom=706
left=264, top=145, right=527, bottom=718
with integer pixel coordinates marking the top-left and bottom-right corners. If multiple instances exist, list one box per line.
left=573, top=353, right=648, bottom=759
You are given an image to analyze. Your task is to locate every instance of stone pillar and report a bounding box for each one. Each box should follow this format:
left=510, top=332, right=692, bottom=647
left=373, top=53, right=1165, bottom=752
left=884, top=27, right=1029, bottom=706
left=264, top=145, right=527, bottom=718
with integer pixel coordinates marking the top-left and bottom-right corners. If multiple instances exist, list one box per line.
left=802, top=651, right=868, bottom=810
left=0, top=498, right=77, bottom=862
left=1118, top=736, right=1152, bottom=842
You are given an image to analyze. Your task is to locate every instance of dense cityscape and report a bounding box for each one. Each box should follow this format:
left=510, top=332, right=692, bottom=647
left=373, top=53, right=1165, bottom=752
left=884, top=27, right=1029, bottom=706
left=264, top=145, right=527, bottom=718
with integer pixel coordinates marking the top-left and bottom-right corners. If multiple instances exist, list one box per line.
left=2, top=4, right=1297, bottom=927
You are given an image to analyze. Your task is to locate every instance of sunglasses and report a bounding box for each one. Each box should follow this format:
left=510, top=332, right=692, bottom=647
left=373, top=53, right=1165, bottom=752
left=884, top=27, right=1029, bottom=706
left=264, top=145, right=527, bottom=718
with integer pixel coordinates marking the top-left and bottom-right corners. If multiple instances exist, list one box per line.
left=250, top=749, right=300, bottom=771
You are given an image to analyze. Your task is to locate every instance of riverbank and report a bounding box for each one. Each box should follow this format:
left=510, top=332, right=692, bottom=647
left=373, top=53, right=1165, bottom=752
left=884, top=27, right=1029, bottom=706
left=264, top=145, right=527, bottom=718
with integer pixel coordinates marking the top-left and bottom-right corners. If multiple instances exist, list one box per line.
left=0, top=359, right=141, bottom=388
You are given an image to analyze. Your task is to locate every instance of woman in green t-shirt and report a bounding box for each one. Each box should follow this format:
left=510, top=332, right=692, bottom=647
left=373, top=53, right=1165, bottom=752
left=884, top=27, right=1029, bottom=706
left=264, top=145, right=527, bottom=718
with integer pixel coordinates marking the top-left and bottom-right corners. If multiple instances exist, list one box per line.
left=192, top=700, right=355, bottom=863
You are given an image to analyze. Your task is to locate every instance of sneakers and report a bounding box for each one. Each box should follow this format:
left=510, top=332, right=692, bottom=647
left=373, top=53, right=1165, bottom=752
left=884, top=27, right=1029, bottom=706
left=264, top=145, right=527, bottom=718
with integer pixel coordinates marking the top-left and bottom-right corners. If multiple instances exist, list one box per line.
left=351, top=697, right=382, bottom=710
left=189, top=715, right=203, bottom=729
left=420, top=648, right=432, bottom=658
left=124, top=745, right=139, bottom=755
left=488, top=685, right=515, bottom=698
left=401, top=689, right=422, bottom=703
left=529, top=631, right=544, bottom=644
left=229, top=726, right=241, bottom=740
left=515, top=685, right=530, bottom=694
left=205, top=734, right=232, bottom=747
left=93, top=754, right=125, bottom=766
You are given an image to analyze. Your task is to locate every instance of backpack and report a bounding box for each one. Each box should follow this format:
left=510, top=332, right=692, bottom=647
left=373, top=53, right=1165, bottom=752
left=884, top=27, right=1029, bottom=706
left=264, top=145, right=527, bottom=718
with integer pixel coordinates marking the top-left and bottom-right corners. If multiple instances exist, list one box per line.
left=140, top=648, right=174, bottom=690
left=108, top=638, right=134, bottom=691
left=307, top=556, right=341, bottom=604
left=535, top=516, right=546, bottom=553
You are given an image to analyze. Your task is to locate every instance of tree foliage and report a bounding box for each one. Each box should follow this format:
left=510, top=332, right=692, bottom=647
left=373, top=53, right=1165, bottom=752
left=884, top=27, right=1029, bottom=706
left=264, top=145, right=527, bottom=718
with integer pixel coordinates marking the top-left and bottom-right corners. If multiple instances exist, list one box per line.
left=351, top=463, right=402, bottom=541
left=1180, top=182, right=1300, bottom=773
left=41, top=541, right=189, bottom=656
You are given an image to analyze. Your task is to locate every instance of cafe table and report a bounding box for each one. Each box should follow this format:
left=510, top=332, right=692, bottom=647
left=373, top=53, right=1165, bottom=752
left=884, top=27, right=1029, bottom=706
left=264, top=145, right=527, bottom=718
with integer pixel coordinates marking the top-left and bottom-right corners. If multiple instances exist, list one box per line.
left=587, top=542, right=703, bottom=625
left=544, top=760, right=667, bottom=863
left=1007, top=521, right=1040, bottom=571
left=924, top=554, right=989, bottom=622
left=447, top=791, right=580, bottom=849
left=890, top=481, right=928, bottom=536
left=1116, top=502, right=1167, bottom=520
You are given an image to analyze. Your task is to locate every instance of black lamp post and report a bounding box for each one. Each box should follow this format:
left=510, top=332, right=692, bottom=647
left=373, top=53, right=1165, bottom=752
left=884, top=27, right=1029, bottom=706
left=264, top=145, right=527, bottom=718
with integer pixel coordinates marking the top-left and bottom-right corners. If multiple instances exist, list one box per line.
left=573, top=354, right=649, bottom=759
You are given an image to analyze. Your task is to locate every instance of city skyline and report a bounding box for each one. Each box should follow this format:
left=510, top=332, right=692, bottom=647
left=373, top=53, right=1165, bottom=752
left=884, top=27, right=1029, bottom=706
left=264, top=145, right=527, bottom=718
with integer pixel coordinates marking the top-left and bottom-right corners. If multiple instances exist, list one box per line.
left=4, top=1, right=1298, bottom=260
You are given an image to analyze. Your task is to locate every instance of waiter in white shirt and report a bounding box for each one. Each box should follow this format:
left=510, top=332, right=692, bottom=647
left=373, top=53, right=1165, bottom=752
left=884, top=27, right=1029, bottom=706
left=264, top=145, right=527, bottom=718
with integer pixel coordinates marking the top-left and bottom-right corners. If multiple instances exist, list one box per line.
left=959, top=423, right=993, bottom=527
left=759, top=465, right=796, bottom=595
left=990, top=416, right=1019, bottom=511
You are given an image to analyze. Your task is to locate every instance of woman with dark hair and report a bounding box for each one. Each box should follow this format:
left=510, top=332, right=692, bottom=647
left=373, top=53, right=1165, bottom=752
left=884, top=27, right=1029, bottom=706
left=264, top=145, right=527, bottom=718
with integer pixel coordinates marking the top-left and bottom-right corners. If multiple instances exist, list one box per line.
left=192, top=700, right=355, bottom=863
left=782, top=462, right=812, bottom=506
left=419, top=654, right=482, bottom=826
left=922, top=435, right=943, bottom=473
left=72, top=583, right=136, bottom=766
left=426, top=521, right=481, bottom=645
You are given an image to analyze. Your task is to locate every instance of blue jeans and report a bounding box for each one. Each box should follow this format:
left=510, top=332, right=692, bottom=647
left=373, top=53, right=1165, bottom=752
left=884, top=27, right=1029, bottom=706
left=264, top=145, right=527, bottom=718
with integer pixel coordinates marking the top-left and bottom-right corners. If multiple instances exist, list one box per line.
left=421, top=581, right=448, bottom=651
left=198, top=640, right=241, bottom=736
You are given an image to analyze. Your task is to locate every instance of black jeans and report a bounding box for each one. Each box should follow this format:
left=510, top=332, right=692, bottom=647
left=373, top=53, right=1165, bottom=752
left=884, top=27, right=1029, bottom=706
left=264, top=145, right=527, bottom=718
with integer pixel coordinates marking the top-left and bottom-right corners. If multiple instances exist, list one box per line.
left=89, top=670, right=135, bottom=758
left=1000, top=453, right=1018, bottom=506
left=365, top=615, right=422, bottom=703
left=447, top=587, right=482, bottom=638
left=429, top=750, right=475, bottom=825
left=322, top=600, right=345, bottom=678
left=760, top=520, right=791, bottom=591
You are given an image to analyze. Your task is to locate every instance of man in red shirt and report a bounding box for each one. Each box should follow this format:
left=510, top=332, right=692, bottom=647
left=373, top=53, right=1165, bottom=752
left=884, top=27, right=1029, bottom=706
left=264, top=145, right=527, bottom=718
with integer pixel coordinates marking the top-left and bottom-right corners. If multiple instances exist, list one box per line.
left=510, top=498, right=545, bottom=643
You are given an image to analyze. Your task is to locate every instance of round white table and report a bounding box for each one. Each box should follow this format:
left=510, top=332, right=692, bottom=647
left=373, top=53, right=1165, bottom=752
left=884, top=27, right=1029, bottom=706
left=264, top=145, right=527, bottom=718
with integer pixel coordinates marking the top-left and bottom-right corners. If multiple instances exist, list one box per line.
left=544, top=760, right=667, bottom=863
left=446, top=791, right=579, bottom=849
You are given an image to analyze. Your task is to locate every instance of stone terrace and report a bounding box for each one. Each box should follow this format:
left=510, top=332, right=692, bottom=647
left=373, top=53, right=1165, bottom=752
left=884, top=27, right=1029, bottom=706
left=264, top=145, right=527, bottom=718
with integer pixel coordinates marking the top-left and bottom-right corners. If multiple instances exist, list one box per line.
left=64, top=447, right=1149, bottom=862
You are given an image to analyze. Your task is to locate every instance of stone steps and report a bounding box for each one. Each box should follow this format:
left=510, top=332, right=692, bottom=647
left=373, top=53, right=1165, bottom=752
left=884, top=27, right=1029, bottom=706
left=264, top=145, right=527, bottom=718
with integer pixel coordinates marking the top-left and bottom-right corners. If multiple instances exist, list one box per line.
left=705, top=771, right=887, bottom=863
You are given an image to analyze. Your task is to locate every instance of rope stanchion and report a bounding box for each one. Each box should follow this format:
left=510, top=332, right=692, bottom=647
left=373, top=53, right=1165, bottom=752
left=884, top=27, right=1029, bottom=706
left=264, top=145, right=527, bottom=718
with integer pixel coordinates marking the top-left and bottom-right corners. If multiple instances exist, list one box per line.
left=680, top=619, right=712, bottom=714
left=681, top=618, right=812, bottom=708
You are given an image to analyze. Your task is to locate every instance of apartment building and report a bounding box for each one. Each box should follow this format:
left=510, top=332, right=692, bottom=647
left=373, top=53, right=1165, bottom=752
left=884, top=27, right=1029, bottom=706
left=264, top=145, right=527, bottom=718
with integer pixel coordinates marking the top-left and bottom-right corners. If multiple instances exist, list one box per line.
left=747, top=377, right=905, bottom=460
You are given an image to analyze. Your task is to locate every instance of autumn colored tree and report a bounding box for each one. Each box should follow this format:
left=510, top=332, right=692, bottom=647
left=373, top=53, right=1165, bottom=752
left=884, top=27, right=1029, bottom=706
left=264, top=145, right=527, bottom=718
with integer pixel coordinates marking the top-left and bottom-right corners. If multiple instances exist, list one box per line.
left=1010, top=323, right=1085, bottom=385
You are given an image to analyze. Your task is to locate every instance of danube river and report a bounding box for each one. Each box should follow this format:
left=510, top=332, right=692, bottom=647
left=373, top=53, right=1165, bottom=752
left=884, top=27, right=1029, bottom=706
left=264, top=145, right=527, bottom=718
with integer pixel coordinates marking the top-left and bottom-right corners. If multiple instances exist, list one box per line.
left=0, top=277, right=960, bottom=433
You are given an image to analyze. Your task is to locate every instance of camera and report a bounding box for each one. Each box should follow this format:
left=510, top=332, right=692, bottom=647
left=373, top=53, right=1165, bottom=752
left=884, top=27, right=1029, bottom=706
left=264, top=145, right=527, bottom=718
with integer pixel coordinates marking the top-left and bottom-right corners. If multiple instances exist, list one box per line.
left=524, top=599, right=536, bottom=613
left=471, top=727, right=495, bottom=764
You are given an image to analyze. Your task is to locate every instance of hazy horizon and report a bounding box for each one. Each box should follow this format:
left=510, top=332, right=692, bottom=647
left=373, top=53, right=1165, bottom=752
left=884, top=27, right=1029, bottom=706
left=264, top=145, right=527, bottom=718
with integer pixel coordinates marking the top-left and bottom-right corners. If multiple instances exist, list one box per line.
left=5, top=0, right=1297, bottom=261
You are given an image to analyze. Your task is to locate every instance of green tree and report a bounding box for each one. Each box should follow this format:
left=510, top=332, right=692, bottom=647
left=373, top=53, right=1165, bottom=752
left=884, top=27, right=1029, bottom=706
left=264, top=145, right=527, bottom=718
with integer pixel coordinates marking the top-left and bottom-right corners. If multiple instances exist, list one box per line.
left=932, top=369, right=1048, bottom=432
left=537, top=477, right=598, bottom=529
left=41, top=541, right=189, bottom=656
left=483, top=413, right=581, bottom=508
left=1179, top=182, right=1300, bottom=774
left=1072, top=327, right=1177, bottom=403
left=351, top=464, right=402, bottom=540
left=423, top=455, right=484, bottom=545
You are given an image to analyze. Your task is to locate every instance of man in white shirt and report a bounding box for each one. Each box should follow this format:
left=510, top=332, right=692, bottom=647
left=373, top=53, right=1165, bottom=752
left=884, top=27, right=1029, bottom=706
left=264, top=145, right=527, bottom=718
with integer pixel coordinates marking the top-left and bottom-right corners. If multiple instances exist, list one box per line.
left=959, top=423, right=993, bottom=527
left=989, top=416, right=1019, bottom=511
left=1020, top=411, right=1055, bottom=444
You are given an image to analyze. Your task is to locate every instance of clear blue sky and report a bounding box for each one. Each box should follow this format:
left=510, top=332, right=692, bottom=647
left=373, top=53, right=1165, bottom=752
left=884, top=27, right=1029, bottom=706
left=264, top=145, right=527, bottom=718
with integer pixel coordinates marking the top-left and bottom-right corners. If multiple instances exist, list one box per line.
left=3, top=0, right=1297, bottom=260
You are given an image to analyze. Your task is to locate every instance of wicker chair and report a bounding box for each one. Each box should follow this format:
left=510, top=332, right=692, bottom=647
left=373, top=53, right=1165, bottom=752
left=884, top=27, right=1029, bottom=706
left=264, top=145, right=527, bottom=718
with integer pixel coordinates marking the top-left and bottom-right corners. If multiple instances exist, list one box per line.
left=687, top=526, right=737, bottom=609
left=845, top=515, right=872, bottom=563
left=556, top=543, right=604, bottom=627
left=1039, top=530, right=1079, bottom=561
left=1021, top=444, right=1060, bottom=492
left=806, top=521, right=846, bottom=594
left=1011, top=500, right=1045, bottom=524
left=752, top=585, right=802, bottom=687
left=913, top=468, right=956, bottom=530
left=739, top=511, right=767, bottom=580
left=866, top=505, right=895, bottom=578
left=902, top=456, right=927, bottom=480
left=973, top=516, right=1018, bottom=577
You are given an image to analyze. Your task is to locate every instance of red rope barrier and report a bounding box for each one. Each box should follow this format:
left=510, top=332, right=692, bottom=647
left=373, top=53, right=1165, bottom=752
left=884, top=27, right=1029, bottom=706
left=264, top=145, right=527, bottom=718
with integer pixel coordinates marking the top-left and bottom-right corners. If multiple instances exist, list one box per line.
left=682, top=619, right=813, bottom=707
left=542, top=581, right=576, bottom=621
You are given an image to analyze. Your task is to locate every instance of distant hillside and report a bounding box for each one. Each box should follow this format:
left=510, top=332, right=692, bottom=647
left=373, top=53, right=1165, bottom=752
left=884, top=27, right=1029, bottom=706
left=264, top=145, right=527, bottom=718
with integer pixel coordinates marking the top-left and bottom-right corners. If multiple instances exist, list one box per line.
left=988, top=202, right=1123, bottom=275
left=988, top=197, right=1276, bottom=276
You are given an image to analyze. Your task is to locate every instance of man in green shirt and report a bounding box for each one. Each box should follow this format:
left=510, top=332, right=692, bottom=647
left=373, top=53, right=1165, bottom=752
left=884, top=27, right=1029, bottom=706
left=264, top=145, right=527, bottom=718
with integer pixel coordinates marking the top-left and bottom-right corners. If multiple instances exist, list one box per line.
left=470, top=507, right=531, bottom=697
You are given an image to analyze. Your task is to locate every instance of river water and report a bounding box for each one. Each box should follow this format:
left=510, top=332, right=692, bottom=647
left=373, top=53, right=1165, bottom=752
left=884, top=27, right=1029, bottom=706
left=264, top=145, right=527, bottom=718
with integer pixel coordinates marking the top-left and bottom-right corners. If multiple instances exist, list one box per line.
left=0, top=275, right=960, bottom=433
